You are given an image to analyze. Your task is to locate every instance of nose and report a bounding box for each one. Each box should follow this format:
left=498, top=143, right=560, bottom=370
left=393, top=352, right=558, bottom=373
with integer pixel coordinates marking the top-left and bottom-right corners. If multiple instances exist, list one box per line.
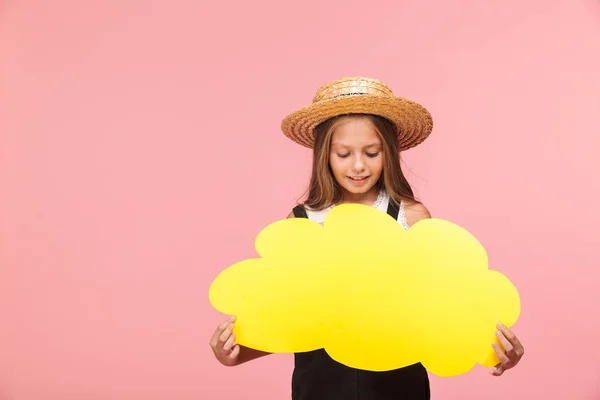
left=352, top=155, right=366, bottom=172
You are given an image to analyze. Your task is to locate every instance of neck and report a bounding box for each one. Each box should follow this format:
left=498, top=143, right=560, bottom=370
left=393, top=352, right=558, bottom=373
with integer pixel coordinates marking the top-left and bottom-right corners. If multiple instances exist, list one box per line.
left=340, top=186, right=381, bottom=206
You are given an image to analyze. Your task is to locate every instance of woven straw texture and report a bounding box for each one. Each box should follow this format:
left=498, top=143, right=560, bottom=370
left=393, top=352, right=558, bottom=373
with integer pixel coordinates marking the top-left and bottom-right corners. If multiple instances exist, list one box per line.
left=281, top=77, right=433, bottom=151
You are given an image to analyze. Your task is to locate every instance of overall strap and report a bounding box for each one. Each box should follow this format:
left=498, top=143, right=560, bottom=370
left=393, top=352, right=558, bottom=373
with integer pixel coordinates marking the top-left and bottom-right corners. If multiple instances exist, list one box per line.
left=292, top=205, right=308, bottom=219
left=292, top=201, right=399, bottom=220
left=386, top=199, right=400, bottom=220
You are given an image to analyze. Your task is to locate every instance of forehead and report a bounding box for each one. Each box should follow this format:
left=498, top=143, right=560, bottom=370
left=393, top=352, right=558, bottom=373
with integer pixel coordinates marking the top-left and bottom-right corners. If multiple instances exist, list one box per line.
left=330, top=117, right=381, bottom=147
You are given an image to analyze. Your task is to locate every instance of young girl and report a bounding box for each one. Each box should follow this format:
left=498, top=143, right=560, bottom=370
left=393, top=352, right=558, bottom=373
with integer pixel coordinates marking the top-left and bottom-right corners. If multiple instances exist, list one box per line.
left=209, top=77, right=525, bottom=399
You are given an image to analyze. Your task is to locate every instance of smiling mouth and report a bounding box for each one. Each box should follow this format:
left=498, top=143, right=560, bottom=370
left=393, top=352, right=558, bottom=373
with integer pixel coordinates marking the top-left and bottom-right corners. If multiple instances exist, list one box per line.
left=349, top=176, right=369, bottom=181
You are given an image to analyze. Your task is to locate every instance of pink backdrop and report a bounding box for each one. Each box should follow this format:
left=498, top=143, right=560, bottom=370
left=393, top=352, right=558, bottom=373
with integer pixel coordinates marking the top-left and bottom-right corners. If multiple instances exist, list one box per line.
left=1, top=0, right=599, bottom=399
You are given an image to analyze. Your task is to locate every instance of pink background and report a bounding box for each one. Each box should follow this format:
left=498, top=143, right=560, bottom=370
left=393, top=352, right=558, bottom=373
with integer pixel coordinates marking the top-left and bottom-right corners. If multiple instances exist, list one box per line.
left=1, top=0, right=599, bottom=399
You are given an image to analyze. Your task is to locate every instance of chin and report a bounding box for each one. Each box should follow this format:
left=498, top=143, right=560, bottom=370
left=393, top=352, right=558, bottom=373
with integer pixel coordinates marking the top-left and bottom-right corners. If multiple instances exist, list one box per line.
left=345, top=187, right=370, bottom=194
left=342, top=183, right=377, bottom=195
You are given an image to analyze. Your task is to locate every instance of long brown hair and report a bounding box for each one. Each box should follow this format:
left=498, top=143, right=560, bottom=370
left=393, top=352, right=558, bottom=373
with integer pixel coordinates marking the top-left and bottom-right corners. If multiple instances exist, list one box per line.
left=302, top=114, right=418, bottom=210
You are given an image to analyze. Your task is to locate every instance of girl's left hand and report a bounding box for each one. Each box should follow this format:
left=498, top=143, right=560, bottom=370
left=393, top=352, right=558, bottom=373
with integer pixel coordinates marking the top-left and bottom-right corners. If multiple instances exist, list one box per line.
left=490, top=323, right=525, bottom=376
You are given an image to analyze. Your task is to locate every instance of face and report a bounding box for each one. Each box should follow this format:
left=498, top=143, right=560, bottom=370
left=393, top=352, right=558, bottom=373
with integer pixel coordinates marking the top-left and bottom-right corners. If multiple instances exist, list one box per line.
left=329, top=117, right=384, bottom=203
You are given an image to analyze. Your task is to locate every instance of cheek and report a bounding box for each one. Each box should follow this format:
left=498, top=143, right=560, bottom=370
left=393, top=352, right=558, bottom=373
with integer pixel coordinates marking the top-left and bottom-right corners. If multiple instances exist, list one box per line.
left=370, top=157, right=384, bottom=174
left=329, top=156, right=346, bottom=175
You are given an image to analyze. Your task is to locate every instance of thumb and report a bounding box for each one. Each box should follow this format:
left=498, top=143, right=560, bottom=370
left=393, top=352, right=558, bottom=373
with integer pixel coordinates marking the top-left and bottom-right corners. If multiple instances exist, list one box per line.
left=490, top=364, right=504, bottom=376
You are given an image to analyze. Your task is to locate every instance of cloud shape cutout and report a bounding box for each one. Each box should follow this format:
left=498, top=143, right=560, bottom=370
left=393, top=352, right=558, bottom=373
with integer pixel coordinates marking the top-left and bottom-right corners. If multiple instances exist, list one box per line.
left=208, top=204, right=521, bottom=376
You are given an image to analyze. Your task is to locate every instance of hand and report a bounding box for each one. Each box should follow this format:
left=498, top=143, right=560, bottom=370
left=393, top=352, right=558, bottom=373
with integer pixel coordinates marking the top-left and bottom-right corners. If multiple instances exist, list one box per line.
left=490, top=323, right=525, bottom=376
left=209, top=316, right=240, bottom=367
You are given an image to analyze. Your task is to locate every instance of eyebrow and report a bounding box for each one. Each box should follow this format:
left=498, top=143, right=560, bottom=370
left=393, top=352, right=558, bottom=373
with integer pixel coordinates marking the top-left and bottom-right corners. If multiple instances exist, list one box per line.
left=331, top=142, right=382, bottom=149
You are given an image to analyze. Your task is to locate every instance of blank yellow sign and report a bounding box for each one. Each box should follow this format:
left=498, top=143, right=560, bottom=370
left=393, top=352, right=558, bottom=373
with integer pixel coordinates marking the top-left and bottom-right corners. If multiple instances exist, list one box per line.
left=208, top=204, right=520, bottom=376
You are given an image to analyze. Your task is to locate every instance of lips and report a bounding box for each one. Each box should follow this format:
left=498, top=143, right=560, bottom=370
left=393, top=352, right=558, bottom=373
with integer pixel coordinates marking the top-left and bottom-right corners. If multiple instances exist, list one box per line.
left=348, top=176, right=370, bottom=186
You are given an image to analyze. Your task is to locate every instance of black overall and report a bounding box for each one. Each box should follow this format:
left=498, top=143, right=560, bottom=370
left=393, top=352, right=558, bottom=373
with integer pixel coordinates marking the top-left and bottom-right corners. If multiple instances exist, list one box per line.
left=290, top=202, right=431, bottom=400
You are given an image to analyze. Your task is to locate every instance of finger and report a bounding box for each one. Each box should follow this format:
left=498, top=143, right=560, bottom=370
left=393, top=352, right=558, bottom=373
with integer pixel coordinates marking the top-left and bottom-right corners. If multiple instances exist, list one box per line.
left=497, top=323, right=521, bottom=347
left=496, top=323, right=515, bottom=339
left=210, top=316, right=235, bottom=346
left=229, top=344, right=240, bottom=359
left=496, top=330, right=517, bottom=359
left=492, top=342, right=510, bottom=366
left=219, top=323, right=234, bottom=345
left=498, top=323, right=525, bottom=356
left=223, top=333, right=236, bottom=352
left=209, top=320, right=231, bottom=347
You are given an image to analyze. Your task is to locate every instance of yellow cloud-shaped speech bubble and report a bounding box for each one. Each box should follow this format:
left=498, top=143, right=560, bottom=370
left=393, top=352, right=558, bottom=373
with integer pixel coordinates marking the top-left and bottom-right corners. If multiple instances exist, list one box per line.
left=208, top=204, right=520, bottom=376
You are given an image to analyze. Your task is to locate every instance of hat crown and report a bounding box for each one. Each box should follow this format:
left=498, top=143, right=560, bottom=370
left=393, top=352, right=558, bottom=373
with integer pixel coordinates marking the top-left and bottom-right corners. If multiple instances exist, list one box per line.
left=312, top=77, right=394, bottom=103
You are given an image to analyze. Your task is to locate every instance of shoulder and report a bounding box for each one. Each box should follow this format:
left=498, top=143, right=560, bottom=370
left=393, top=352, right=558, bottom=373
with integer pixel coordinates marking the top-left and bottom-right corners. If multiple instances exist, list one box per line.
left=287, top=204, right=305, bottom=219
left=402, top=201, right=431, bottom=227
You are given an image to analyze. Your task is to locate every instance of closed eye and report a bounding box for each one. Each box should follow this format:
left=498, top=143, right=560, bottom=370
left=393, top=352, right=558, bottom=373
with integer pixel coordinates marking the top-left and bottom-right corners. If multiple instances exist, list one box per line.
left=366, top=152, right=380, bottom=158
left=337, top=153, right=351, bottom=158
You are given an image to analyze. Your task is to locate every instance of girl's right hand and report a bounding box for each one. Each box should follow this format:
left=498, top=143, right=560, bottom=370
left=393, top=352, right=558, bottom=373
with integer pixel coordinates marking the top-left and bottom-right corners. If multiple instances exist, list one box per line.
left=209, top=316, right=240, bottom=367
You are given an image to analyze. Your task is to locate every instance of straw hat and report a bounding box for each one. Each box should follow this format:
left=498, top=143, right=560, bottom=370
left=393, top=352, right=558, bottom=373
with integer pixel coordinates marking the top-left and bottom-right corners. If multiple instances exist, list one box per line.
left=281, top=77, right=433, bottom=151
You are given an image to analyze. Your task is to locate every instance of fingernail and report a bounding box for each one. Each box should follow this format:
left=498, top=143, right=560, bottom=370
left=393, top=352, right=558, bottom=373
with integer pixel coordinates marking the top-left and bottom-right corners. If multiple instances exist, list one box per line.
left=497, top=323, right=505, bottom=329
left=229, top=316, right=236, bottom=322
left=496, top=330, right=501, bottom=336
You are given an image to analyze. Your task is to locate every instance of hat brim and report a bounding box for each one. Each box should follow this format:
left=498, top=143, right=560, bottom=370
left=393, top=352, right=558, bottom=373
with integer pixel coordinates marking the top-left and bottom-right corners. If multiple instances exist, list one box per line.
left=281, top=94, right=433, bottom=151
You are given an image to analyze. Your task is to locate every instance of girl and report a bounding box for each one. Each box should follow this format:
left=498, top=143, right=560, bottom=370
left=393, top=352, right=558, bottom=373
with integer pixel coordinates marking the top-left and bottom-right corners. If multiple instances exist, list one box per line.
left=209, top=77, right=525, bottom=399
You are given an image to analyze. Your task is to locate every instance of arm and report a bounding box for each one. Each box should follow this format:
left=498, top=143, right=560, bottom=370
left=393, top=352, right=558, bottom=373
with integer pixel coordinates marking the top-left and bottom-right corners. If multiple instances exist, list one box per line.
left=236, top=345, right=271, bottom=365
left=210, top=318, right=272, bottom=367
left=236, top=211, right=298, bottom=363
left=210, top=211, right=296, bottom=367
left=402, top=203, right=527, bottom=375
left=236, top=211, right=297, bottom=363
left=403, top=201, right=432, bottom=227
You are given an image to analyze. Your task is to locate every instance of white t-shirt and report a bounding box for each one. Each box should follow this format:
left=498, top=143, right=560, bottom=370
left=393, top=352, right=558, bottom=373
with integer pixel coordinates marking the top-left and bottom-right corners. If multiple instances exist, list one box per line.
left=304, top=189, right=410, bottom=230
